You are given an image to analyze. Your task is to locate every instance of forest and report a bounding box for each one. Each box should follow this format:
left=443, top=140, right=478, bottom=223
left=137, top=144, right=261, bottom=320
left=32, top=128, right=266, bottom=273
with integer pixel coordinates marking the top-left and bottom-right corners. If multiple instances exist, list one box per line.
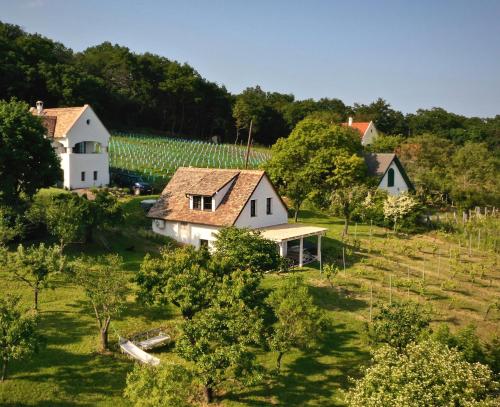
left=1, top=20, right=499, bottom=147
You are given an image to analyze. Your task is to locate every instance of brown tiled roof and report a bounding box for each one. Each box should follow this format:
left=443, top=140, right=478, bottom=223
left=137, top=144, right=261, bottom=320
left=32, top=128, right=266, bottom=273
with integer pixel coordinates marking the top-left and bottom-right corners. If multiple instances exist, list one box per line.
left=148, top=167, right=266, bottom=227
left=364, top=153, right=395, bottom=177
left=364, top=153, right=414, bottom=190
left=30, top=105, right=87, bottom=138
left=185, top=170, right=239, bottom=196
left=41, top=116, right=57, bottom=137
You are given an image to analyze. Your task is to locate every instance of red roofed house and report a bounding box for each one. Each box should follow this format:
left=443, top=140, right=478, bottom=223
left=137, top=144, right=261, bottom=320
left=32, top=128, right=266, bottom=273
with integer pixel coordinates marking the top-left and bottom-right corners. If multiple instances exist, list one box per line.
left=342, top=116, right=379, bottom=146
left=30, top=101, right=110, bottom=189
left=148, top=167, right=327, bottom=266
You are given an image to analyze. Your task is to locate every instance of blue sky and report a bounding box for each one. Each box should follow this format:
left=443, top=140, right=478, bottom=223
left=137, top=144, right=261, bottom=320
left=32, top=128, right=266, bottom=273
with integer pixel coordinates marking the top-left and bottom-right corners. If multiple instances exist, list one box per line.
left=2, top=0, right=500, bottom=117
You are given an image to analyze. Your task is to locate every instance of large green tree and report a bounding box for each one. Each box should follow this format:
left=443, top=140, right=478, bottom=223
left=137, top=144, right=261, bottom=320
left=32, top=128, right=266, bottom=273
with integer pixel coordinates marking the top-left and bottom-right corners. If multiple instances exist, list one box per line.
left=0, top=295, right=42, bottom=381
left=212, top=227, right=281, bottom=274
left=368, top=302, right=430, bottom=351
left=449, top=142, right=499, bottom=208
left=28, top=192, right=92, bottom=253
left=124, top=363, right=195, bottom=407
left=266, top=276, right=325, bottom=373
left=346, top=340, right=497, bottom=407
left=73, top=255, right=127, bottom=352
left=136, top=246, right=214, bottom=319
left=176, top=302, right=264, bottom=404
left=265, top=118, right=364, bottom=221
left=2, top=243, right=61, bottom=311
left=0, top=99, right=61, bottom=206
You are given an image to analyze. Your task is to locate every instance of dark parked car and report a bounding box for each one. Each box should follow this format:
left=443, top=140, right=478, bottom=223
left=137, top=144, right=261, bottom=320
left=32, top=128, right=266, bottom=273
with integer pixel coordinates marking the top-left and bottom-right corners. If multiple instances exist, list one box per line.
left=111, top=172, right=153, bottom=195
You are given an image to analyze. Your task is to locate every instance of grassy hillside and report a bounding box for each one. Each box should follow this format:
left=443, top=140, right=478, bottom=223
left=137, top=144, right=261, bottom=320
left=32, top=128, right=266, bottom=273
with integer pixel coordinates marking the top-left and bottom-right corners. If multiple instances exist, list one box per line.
left=0, top=196, right=498, bottom=406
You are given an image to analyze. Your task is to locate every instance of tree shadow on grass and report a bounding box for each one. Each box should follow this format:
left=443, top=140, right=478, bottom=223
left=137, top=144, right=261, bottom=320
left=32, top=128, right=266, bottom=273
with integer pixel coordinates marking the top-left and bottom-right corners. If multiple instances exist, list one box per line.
left=13, top=348, right=132, bottom=405
left=6, top=308, right=133, bottom=406
left=309, top=285, right=367, bottom=314
left=226, top=323, right=370, bottom=406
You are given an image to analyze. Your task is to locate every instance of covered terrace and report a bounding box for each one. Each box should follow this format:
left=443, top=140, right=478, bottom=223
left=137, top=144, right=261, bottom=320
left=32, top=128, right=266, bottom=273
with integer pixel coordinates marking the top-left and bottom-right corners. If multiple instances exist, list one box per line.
left=257, top=223, right=328, bottom=268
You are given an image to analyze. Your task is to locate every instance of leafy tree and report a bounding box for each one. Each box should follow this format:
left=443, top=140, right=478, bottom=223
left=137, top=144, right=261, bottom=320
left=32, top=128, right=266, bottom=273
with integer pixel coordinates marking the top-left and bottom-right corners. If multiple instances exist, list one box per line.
left=352, top=98, right=408, bottom=135
left=212, top=227, right=281, bottom=273
left=397, top=133, right=455, bottom=205
left=87, top=190, right=124, bottom=241
left=0, top=99, right=61, bottom=206
left=136, top=246, right=214, bottom=319
left=1, top=244, right=61, bottom=311
left=124, top=363, right=195, bottom=407
left=368, top=302, right=430, bottom=351
left=0, top=295, right=42, bottom=381
left=176, top=302, right=264, bottom=403
left=0, top=206, right=23, bottom=244
left=266, top=276, right=325, bottom=372
left=265, top=118, right=363, bottom=221
left=449, top=142, right=499, bottom=208
left=329, top=157, right=368, bottom=236
left=73, top=255, right=127, bottom=352
left=365, top=134, right=404, bottom=153
left=383, top=193, right=420, bottom=232
left=28, top=192, right=92, bottom=253
left=346, top=340, right=497, bottom=407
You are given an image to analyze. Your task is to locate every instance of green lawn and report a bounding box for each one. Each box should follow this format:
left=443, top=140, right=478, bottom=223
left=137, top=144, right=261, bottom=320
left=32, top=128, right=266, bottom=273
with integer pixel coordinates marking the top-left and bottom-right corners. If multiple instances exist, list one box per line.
left=0, top=197, right=498, bottom=406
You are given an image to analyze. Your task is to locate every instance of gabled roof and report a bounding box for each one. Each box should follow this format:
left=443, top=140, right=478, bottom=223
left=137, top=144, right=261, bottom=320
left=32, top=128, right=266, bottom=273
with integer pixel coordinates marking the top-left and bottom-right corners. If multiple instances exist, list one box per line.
left=364, top=153, right=414, bottom=190
left=148, top=167, right=286, bottom=227
left=185, top=170, right=239, bottom=196
left=30, top=105, right=87, bottom=138
left=341, top=121, right=371, bottom=138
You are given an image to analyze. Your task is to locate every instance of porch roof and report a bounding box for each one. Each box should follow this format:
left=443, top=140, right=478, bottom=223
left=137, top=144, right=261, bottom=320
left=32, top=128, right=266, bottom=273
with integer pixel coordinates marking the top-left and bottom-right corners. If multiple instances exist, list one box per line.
left=257, top=223, right=327, bottom=242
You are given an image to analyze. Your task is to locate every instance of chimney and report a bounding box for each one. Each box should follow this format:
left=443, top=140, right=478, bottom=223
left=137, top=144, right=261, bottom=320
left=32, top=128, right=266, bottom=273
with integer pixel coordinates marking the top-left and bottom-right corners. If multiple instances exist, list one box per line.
left=348, top=116, right=353, bottom=126
left=36, top=100, right=44, bottom=115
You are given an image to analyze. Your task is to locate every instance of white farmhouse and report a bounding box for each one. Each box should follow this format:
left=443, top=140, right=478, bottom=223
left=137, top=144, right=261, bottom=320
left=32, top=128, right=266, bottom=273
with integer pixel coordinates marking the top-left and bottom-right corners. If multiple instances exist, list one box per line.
left=30, top=101, right=110, bottom=189
left=342, top=116, right=379, bottom=145
left=364, top=153, right=413, bottom=195
left=148, top=167, right=327, bottom=267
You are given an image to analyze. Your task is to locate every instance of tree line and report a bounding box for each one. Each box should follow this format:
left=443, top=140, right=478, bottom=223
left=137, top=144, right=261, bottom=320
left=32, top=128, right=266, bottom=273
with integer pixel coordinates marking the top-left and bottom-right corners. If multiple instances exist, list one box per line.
left=1, top=21, right=499, bottom=147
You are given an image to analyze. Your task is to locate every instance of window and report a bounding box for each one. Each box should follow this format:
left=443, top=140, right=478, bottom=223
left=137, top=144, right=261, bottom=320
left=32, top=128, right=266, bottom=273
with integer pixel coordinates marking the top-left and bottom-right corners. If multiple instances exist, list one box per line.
left=193, top=195, right=202, bottom=210
left=81, top=171, right=85, bottom=182
left=93, top=171, right=98, bottom=181
left=250, top=199, right=256, bottom=217
left=387, top=168, right=395, bottom=187
left=266, top=197, right=272, bottom=215
left=200, top=239, right=209, bottom=248
left=203, top=197, right=212, bottom=211
left=86, top=119, right=91, bottom=125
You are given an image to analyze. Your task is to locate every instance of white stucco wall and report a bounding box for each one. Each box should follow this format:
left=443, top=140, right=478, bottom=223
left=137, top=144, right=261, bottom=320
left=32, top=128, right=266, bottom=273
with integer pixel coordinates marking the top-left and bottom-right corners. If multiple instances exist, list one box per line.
left=57, top=106, right=110, bottom=189
left=361, top=121, right=379, bottom=146
left=213, top=178, right=236, bottom=209
left=378, top=161, right=409, bottom=196
left=234, top=176, right=288, bottom=228
left=152, top=219, right=220, bottom=249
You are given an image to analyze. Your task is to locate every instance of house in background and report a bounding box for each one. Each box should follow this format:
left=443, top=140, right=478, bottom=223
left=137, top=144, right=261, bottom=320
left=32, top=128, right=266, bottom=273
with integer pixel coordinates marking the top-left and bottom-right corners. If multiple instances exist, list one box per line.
left=342, top=116, right=379, bottom=145
left=148, top=167, right=327, bottom=267
left=30, top=101, right=110, bottom=189
left=364, top=153, right=413, bottom=195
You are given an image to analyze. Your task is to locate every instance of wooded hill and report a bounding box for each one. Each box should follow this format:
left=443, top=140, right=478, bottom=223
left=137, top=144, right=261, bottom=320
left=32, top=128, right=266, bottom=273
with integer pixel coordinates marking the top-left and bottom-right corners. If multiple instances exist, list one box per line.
left=1, top=20, right=499, bottom=147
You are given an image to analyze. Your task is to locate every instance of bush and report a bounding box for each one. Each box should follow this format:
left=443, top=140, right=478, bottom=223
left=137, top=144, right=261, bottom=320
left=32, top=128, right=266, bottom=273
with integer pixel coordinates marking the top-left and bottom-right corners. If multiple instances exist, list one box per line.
left=346, top=340, right=497, bottom=407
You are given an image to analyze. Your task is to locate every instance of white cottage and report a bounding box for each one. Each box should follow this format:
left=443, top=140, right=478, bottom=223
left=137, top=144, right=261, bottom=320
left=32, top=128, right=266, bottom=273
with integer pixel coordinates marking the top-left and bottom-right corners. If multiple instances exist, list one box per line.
left=342, top=117, right=379, bottom=146
left=148, top=167, right=327, bottom=266
left=31, top=101, right=110, bottom=189
left=364, top=153, right=413, bottom=195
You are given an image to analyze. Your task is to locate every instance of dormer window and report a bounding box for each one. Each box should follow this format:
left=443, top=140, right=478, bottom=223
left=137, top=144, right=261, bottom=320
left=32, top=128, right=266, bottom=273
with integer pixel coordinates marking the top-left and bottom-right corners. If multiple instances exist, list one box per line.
left=203, top=197, right=212, bottom=211
left=191, top=195, right=212, bottom=211
left=193, top=195, right=202, bottom=210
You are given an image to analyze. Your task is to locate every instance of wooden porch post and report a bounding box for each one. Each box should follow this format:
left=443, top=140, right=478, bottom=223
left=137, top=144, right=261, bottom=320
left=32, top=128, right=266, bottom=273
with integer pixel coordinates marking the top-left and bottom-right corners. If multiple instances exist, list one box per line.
left=299, top=237, right=304, bottom=268
left=317, top=235, right=322, bottom=272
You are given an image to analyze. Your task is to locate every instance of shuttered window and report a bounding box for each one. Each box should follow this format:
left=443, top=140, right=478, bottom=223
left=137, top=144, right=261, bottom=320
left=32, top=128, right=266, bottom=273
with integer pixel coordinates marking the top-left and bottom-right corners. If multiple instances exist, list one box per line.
left=388, top=168, right=395, bottom=187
